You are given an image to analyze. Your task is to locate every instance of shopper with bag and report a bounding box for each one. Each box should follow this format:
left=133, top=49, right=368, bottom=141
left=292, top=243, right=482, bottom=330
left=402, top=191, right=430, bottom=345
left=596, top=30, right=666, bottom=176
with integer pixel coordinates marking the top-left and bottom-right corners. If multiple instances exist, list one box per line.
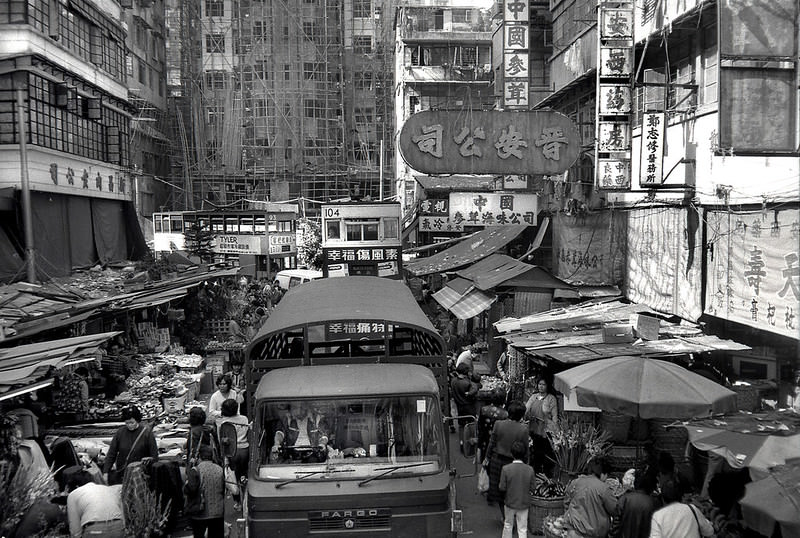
left=184, top=444, right=225, bottom=538
left=103, top=405, right=158, bottom=485
left=217, top=398, right=250, bottom=510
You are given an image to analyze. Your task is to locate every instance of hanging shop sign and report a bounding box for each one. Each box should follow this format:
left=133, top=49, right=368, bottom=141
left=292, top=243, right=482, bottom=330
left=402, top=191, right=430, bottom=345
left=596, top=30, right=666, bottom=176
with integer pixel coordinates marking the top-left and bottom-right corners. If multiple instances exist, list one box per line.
left=595, top=1, right=634, bottom=191
left=214, top=235, right=267, bottom=255
left=449, top=192, right=537, bottom=226
left=419, top=198, right=463, bottom=232
left=399, top=110, right=581, bottom=175
left=268, top=233, right=297, bottom=255
left=639, top=112, right=666, bottom=186
left=503, top=175, right=529, bottom=190
left=705, top=209, right=800, bottom=339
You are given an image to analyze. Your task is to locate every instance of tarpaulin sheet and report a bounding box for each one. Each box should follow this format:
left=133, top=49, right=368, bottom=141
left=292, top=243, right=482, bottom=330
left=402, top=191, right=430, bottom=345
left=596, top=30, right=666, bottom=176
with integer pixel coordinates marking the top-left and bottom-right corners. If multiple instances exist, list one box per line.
left=0, top=225, right=24, bottom=282
left=704, top=208, right=799, bottom=340
left=432, top=285, right=495, bottom=320
left=625, top=206, right=703, bottom=321
left=405, top=225, right=527, bottom=276
left=553, top=211, right=626, bottom=286
left=67, top=196, right=96, bottom=269
left=91, top=198, right=128, bottom=264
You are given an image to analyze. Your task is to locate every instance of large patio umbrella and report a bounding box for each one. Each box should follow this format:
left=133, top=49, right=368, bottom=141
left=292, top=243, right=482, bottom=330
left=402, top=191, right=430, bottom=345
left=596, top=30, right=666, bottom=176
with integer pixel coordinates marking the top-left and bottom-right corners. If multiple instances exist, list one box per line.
left=553, top=356, right=737, bottom=419
left=739, top=461, right=800, bottom=537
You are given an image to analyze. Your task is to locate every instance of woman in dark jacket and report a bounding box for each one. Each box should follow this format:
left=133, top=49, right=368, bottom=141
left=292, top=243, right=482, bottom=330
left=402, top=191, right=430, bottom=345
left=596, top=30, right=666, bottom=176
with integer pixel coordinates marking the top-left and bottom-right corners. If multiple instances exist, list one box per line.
left=104, top=405, right=158, bottom=485
left=186, top=406, right=221, bottom=465
left=483, top=400, right=529, bottom=518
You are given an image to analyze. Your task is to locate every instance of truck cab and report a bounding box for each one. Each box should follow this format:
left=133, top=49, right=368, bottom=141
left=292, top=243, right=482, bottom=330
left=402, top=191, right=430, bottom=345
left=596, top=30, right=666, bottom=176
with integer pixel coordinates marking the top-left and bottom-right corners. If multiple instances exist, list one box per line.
left=244, top=364, right=454, bottom=536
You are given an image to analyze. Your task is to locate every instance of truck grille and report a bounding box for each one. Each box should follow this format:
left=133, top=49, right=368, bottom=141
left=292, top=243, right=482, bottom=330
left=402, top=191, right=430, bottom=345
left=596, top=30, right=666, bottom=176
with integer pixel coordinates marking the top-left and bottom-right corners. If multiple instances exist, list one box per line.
left=308, top=508, right=391, bottom=531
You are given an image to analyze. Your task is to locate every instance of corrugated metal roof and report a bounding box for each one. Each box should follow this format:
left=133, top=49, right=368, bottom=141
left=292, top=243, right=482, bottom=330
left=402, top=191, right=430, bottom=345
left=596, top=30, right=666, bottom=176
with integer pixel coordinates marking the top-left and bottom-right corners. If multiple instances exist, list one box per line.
left=405, top=225, right=527, bottom=276
left=415, top=175, right=497, bottom=192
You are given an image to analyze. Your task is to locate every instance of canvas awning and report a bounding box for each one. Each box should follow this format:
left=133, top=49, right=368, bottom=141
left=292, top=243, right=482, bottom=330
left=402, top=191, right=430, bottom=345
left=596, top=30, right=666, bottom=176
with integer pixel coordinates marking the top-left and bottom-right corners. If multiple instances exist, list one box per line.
left=0, top=331, right=120, bottom=395
left=405, top=225, right=527, bottom=276
left=432, top=278, right=496, bottom=320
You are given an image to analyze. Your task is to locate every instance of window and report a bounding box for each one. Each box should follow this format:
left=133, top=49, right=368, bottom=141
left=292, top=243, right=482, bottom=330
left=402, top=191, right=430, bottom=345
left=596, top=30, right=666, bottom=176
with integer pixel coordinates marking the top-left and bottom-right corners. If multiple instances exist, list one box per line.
left=205, top=0, right=223, bottom=17
left=225, top=216, right=239, bottom=233
left=253, top=21, right=267, bottom=39
left=353, top=35, right=372, bottom=54
left=383, top=218, right=398, bottom=239
left=346, top=220, right=379, bottom=241
left=451, top=9, right=471, bottom=23
left=206, top=34, right=225, bottom=53
left=326, top=221, right=341, bottom=239
left=206, top=71, right=226, bottom=90
left=353, top=0, right=370, bottom=18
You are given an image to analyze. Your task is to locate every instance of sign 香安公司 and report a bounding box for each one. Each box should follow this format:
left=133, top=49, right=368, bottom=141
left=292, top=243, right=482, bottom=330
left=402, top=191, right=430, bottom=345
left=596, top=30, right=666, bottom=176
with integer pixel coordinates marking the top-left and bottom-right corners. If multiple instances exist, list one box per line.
left=399, top=110, right=580, bottom=175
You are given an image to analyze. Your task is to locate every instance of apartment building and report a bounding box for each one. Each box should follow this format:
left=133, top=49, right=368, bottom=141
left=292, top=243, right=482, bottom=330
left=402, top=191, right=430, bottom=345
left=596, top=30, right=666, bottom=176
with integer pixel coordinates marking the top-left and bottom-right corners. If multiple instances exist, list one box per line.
left=0, top=0, right=147, bottom=281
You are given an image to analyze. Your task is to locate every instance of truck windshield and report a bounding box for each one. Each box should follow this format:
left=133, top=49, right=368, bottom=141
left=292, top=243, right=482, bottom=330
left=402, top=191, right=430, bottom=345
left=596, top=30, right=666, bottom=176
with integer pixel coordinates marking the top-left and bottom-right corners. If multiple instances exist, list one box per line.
left=255, top=395, right=445, bottom=480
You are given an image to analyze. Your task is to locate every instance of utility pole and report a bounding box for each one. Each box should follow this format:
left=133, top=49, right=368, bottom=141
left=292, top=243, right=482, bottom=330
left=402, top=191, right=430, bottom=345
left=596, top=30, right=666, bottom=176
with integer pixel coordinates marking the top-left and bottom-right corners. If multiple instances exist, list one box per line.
left=16, top=89, right=36, bottom=283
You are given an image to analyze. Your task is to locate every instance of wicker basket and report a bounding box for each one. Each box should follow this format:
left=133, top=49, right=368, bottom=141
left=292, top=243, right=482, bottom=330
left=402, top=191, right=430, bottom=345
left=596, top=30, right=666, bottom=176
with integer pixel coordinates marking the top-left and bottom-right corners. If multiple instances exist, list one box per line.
left=649, top=419, right=690, bottom=463
left=732, top=385, right=760, bottom=412
left=529, top=496, right=564, bottom=535
left=601, top=413, right=633, bottom=443
left=608, top=445, right=642, bottom=472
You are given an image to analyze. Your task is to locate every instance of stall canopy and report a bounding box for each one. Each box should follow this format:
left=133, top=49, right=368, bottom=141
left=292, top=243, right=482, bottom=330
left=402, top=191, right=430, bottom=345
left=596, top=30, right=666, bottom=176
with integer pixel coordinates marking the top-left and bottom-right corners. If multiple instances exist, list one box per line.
left=682, top=410, right=800, bottom=480
left=0, top=331, right=120, bottom=399
left=494, top=298, right=750, bottom=365
left=454, top=254, right=572, bottom=291
left=432, top=277, right=496, bottom=320
left=405, top=225, right=527, bottom=276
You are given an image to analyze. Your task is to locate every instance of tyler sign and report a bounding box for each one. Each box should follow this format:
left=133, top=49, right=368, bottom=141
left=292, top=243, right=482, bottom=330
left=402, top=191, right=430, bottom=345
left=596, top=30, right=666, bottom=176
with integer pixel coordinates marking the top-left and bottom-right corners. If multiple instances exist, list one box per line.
left=399, top=110, right=580, bottom=174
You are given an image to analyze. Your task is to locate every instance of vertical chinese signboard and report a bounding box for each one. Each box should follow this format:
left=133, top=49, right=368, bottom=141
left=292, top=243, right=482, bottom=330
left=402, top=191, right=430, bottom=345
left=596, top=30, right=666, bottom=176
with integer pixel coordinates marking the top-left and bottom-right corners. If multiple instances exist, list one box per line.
left=639, top=112, right=665, bottom=186
left=705, top=209, right=800, bottom=339
left=595, top=2, right=634, bottom=190
left=503, top=0, right=529, bottom=109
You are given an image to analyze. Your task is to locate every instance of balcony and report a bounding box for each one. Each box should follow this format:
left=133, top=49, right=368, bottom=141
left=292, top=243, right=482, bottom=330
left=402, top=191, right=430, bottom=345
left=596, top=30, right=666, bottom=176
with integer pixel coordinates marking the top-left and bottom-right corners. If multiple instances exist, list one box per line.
left=403, top=65, right=492, bottom=84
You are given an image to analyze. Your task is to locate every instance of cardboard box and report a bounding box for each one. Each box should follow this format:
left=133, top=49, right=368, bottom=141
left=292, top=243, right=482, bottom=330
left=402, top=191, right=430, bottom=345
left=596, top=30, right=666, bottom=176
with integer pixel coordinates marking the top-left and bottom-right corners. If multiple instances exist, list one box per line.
left=602, top=323, right=635, bottom=343
left=630, top=313, right=661, bottom=341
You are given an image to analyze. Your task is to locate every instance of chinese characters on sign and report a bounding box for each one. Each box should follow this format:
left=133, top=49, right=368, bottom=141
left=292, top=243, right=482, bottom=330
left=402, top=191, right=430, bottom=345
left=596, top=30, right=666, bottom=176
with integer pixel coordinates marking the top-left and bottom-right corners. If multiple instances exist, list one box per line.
left=325, top=321, right=391, bottom=340
left=705, top=209, right=800, bottom=338
left=449, top=192, right=537, bottom=226
left=325, top=247, right=400, bottom=263
left=595, top=1, right=635, bottom=191
left=503, top=0, right=529, bottom=108
left=398, top=110, right=580, bottom=174
left=640, top=112, right=665, bottom=185
left=419, top=199, right=463, bottom=232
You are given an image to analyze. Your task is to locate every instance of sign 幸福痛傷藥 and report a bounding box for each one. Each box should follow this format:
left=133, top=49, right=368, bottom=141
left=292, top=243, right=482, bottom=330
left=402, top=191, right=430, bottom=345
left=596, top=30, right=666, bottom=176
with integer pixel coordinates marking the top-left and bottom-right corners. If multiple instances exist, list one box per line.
left=398, top=110, right=580, bottom=175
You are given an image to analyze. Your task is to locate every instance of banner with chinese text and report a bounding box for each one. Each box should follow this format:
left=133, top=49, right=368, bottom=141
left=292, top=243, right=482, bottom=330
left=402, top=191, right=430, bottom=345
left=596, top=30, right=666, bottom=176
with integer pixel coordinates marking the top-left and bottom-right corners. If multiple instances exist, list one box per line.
left=552, top=211, right=626, bottom=286
left=449, top=192, right=537, bottom=226
left=705, top=209, right=799, bottom=339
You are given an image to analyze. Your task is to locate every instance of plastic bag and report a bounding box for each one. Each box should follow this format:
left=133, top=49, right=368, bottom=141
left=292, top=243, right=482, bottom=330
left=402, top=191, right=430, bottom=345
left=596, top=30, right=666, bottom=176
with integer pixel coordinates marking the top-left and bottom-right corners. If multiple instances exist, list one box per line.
left=477, top=466, right=489, bottom=494
left=224, top=465, right=240, bottom=497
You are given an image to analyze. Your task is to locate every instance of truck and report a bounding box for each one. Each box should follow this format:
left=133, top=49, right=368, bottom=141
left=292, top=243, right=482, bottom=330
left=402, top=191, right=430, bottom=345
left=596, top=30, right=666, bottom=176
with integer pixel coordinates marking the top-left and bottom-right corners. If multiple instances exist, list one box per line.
left=240, top=276, right=458, bottom=537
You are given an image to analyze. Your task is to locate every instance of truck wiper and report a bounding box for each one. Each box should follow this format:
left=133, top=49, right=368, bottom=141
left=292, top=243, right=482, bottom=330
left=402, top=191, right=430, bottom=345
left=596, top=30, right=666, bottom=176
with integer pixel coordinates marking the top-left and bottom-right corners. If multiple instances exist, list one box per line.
left=275, top=467, right=355, bottom=489
left=358, top=462, right=432, bottom=487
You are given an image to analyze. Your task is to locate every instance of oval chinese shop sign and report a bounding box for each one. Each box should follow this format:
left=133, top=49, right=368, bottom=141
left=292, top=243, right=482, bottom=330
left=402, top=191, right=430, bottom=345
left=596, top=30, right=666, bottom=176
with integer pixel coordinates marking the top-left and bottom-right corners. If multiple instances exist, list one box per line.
left=398, top=110, right=580, bottom=175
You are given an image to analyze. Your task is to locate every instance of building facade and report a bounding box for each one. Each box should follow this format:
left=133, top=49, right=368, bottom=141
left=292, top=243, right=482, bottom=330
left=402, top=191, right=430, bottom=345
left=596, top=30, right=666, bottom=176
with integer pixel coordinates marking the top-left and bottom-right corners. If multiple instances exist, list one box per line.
left=536, top=0, right=799, bottom=396
left=0, top=0, right=148, bottom=281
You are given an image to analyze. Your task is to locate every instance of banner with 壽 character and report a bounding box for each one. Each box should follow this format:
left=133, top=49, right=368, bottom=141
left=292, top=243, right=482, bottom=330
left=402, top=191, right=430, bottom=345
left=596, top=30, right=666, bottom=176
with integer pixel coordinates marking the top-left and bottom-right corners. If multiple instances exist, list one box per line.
left=705, top=208, right=800, bottom=339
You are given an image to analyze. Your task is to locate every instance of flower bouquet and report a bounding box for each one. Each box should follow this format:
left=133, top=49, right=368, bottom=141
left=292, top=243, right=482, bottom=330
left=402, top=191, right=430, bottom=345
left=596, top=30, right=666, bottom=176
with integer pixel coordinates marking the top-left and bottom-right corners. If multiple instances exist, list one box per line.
left=546, top=415, right=611, bottom=485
